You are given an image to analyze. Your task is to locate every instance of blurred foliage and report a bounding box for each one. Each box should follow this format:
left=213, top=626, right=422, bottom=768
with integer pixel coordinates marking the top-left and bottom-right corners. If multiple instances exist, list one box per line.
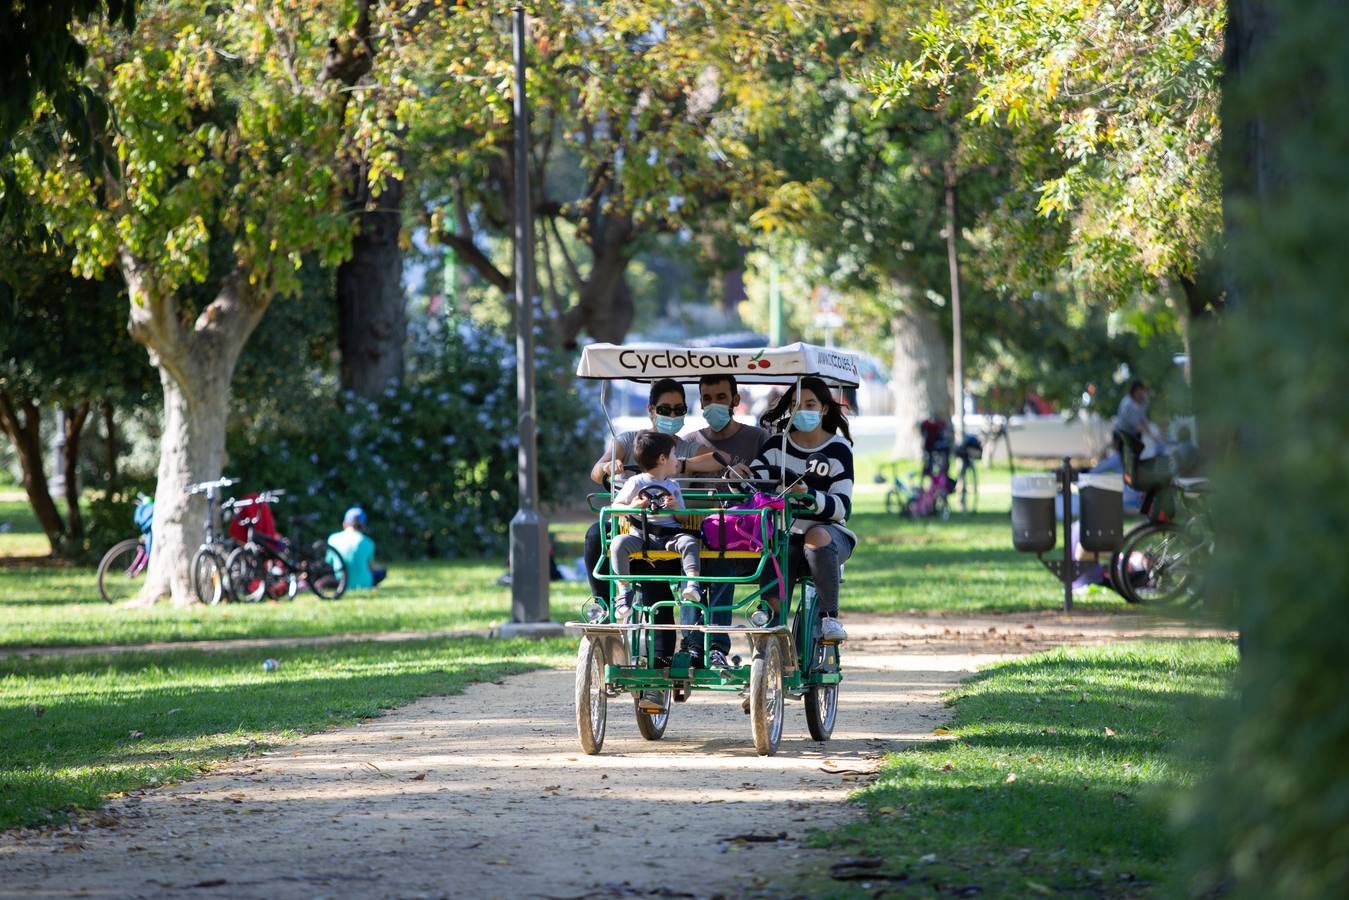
left=226, top=319, right=598, bottom=560
left=1180, top=3, right=1349, bottom=897
left=865, top=0, right=1224, bottom=309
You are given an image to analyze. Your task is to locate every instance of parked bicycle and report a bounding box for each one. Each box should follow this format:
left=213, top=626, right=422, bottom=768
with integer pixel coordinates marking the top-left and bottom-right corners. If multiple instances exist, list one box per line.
left=1111, top=476, right=1212, bottom=606
left=225, top=492, right=348, bottom=601
left=96, top=494, right=154, bottom=603
left=186, top=476, right=240, bottom=605
left=877, top=421, right=982, bottom=519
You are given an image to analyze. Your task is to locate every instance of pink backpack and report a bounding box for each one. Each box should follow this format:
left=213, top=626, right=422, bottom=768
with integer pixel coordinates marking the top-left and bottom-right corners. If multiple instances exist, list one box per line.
left=701, top=492, right=784, bottom=551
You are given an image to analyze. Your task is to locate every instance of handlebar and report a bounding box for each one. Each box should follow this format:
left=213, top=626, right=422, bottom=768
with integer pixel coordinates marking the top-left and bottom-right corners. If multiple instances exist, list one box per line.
left=184, top=476, right=240, bottom=495
left=231, top=489, right=286, bottom=508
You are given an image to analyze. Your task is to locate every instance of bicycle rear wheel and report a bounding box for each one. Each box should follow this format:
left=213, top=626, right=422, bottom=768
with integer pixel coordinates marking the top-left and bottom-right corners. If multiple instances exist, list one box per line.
left=225, top=546, right=266, bottom=603
left=97, top=538, right=146, bottom=603
left=308, top=542, right=349, bottom=600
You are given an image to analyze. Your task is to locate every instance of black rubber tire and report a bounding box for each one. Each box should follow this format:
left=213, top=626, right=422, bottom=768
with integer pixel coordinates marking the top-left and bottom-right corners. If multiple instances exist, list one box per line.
left=1114, top=521, right=1197, bottom=606
left=635, top=689, right=672, bottom=740
left=749, top=639, right=785, bottom=756
left=575, top=636, right=608, bottom=755
left=97, top=538, right=146, bottom=603
left=191, top=546, right=228, bottom=606
left=225, top=546, right=266, bottom=603
left=805, top=633, right=840, bottom=742
left=308, top=542, right=349, bottom=600
left=959, top=464, right=979, bottom=514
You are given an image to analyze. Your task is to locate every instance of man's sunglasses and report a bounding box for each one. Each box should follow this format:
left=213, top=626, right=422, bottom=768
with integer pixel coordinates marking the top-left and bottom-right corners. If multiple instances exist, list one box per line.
left=654, top=404, right=688, bottom=416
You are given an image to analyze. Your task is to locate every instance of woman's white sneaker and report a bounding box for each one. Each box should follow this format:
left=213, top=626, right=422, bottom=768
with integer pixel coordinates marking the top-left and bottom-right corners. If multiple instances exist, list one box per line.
left=819, top=617, right=848, bottom=642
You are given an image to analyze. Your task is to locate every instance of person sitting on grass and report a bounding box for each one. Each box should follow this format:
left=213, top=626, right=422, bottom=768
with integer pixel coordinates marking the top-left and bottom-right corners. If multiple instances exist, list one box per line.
left=608, top=431, right=704, bottom=624
left=327, top=506, right=386, bottom=590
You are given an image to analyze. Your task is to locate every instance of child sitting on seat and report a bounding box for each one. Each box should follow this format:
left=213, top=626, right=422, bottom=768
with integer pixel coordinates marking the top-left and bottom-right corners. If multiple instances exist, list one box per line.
left=609, top=430, right=703, bottom=623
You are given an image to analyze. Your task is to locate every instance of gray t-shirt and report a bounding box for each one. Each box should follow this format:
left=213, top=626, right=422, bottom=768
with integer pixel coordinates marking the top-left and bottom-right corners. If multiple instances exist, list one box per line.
left=1113, top=394, right=1149, bottom=437
left=683, top=421, right=769, bottom=468
left=612, top=473, right=685, bottom=528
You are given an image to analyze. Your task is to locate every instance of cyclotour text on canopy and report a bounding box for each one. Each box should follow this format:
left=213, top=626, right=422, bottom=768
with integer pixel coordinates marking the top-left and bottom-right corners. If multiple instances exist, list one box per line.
left=576, top=341, right=861, bottom=387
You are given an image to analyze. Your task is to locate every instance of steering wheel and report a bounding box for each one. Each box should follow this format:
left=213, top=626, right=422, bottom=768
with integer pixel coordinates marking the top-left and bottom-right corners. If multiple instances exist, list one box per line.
left=636, top=484, right=674, bottom=510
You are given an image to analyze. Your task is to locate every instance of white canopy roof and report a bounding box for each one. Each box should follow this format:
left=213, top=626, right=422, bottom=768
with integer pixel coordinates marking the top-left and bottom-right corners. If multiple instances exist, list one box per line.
left=576, top=342, right=861, bottom=388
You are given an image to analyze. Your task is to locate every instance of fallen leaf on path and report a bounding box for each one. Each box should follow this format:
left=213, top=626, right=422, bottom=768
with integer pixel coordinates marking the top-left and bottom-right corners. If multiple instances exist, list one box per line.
left=408, top=773, right=427, bottom=781
left=932, top=726, right=952, bottom=735
left=1104, top=727, right=1117, bottom=736
left=389, top=735, right=404, bottom=741
left=1005, top=772, right=1018, bottom=784
left=543, top=785, right=561, bottom=792
left=940, top=762, right=956, bottom=772
left=723, top=832, right=787, bottom=844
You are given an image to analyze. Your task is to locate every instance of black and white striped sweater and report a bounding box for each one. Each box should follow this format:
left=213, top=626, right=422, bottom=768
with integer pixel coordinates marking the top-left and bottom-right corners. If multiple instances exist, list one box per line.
left=749, top=431, right=856, bottom=545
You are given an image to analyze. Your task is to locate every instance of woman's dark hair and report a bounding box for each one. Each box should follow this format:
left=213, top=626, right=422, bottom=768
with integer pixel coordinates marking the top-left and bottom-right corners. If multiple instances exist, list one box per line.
left=759, top=376, right=852, bottom=443
left=633, top=430, right=677, bottom=470
left=648, top=378, right=684, bottom=406
left=1129, top=380, right=1147, bottom=396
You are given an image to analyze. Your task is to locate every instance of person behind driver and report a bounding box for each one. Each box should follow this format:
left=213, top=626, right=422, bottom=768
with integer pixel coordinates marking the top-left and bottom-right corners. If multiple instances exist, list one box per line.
left=608, top=430, right=704, bottom=624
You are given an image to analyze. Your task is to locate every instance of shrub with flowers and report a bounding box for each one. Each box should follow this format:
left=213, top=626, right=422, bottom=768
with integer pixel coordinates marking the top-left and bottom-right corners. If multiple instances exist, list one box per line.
left=226, top=319, right=599, bottom=559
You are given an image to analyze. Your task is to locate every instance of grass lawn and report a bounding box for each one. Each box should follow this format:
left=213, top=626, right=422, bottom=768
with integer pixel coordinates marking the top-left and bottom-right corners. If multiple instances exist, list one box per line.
left=0, top=459, right=1135, bottom=649
left=797, top=640, right=1237, bottom=898
left=0, top=636, right=572, bottom=830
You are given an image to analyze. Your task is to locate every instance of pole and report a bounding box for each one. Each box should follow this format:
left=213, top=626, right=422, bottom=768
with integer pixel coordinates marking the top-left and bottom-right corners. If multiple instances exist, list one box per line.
left=508, top=4, right=550, bottom=626
left=768, top=257, right=783, bottom=346
left=944, top=158, right=965, bottom=441
left=1061, top=456, right=1074, bottom=613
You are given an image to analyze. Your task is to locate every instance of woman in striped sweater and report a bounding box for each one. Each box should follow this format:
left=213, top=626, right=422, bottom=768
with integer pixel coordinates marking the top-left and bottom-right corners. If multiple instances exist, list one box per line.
left=748, top=376, right=855, bottom=642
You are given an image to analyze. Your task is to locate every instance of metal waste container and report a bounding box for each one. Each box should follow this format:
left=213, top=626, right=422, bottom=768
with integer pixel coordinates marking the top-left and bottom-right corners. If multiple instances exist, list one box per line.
left=1011, top=474, right=1058, bottom=553
left=1078, top=472, right=1124, bottom=552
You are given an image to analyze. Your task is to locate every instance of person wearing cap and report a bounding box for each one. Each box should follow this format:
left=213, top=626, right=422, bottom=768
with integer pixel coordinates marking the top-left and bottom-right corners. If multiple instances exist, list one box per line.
left=327, top=506, right=386, bottom=590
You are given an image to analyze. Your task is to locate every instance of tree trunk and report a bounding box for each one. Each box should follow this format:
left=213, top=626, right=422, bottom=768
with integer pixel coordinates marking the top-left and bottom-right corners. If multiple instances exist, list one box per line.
left=0, top=392, right=64, bottom=555
left=125, top=265, right=264, bottom=606
left=101, top=400, right=119, bottom=492
left=559, top=213, right=636, bottom=348
left=891, top=300, right=950, bottom=460
left=60, top=401, right=89, bottom=551
left=337, top=170, right=406, bottom=399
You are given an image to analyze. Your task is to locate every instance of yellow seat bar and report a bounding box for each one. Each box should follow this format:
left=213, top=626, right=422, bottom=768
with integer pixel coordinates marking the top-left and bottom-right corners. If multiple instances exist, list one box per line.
left=630, top=550, right=764, bottom=562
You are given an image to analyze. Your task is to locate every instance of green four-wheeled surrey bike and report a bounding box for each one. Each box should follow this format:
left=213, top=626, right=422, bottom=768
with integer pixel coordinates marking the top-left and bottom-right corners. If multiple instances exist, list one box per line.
left=567, top=342, right=860, bottom=756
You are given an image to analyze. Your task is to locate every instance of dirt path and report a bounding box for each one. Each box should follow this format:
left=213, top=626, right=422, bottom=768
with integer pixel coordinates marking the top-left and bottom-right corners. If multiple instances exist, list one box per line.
left=0, top=614, right=1229, bottom=899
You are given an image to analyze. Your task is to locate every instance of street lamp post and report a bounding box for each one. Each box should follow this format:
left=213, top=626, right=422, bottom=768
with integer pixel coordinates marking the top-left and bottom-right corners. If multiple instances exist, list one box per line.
left=504, top=4, right=555, bottom=635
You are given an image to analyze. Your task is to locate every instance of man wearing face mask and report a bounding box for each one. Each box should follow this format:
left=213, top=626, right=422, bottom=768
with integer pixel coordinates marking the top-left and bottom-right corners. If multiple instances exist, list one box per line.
left=676, top=374, right=771, bottom=667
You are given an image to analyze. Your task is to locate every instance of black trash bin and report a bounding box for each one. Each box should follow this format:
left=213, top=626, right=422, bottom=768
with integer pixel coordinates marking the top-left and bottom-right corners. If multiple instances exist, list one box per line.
left=1078, top=472, right=1124, bottom=553
left=1011, top=474, right=1058, bottom=553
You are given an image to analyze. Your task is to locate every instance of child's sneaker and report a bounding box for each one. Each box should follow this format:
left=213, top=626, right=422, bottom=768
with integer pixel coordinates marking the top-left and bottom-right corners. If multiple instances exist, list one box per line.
left=613, top=591, right=634, bottom=623
left=679, top=582, right=704, bottom=605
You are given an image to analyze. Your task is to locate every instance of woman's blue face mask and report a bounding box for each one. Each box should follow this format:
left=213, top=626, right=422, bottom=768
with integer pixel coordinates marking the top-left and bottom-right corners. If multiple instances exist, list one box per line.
left=791, top=409, right=822, bottom=432
left=655, top=414, right=685, bottom=435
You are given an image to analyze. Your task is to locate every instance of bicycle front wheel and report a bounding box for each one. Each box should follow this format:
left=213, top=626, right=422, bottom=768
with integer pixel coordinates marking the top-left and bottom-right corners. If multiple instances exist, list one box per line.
left=191, top=546, right=228, bottom=605
left=1114, top=522, right=1199, bottom=606
left=225, top=546, right=266, bottom=603
left=959, top=463, right=979, bottom=514
left=97, top=538, right=147, bottom=603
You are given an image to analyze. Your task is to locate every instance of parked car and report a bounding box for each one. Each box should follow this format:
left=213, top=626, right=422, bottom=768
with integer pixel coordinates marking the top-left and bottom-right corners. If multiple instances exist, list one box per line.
left=965, top=410, right=1112, bottom=462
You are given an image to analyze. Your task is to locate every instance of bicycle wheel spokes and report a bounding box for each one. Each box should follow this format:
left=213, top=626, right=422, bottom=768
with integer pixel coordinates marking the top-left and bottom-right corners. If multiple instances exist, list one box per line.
left=1124, top=525, right=1197, bottom=604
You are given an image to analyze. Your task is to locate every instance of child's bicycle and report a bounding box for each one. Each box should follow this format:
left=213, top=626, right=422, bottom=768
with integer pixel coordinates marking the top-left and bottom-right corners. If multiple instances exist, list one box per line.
left=96, top=494, right=154, bottom=603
